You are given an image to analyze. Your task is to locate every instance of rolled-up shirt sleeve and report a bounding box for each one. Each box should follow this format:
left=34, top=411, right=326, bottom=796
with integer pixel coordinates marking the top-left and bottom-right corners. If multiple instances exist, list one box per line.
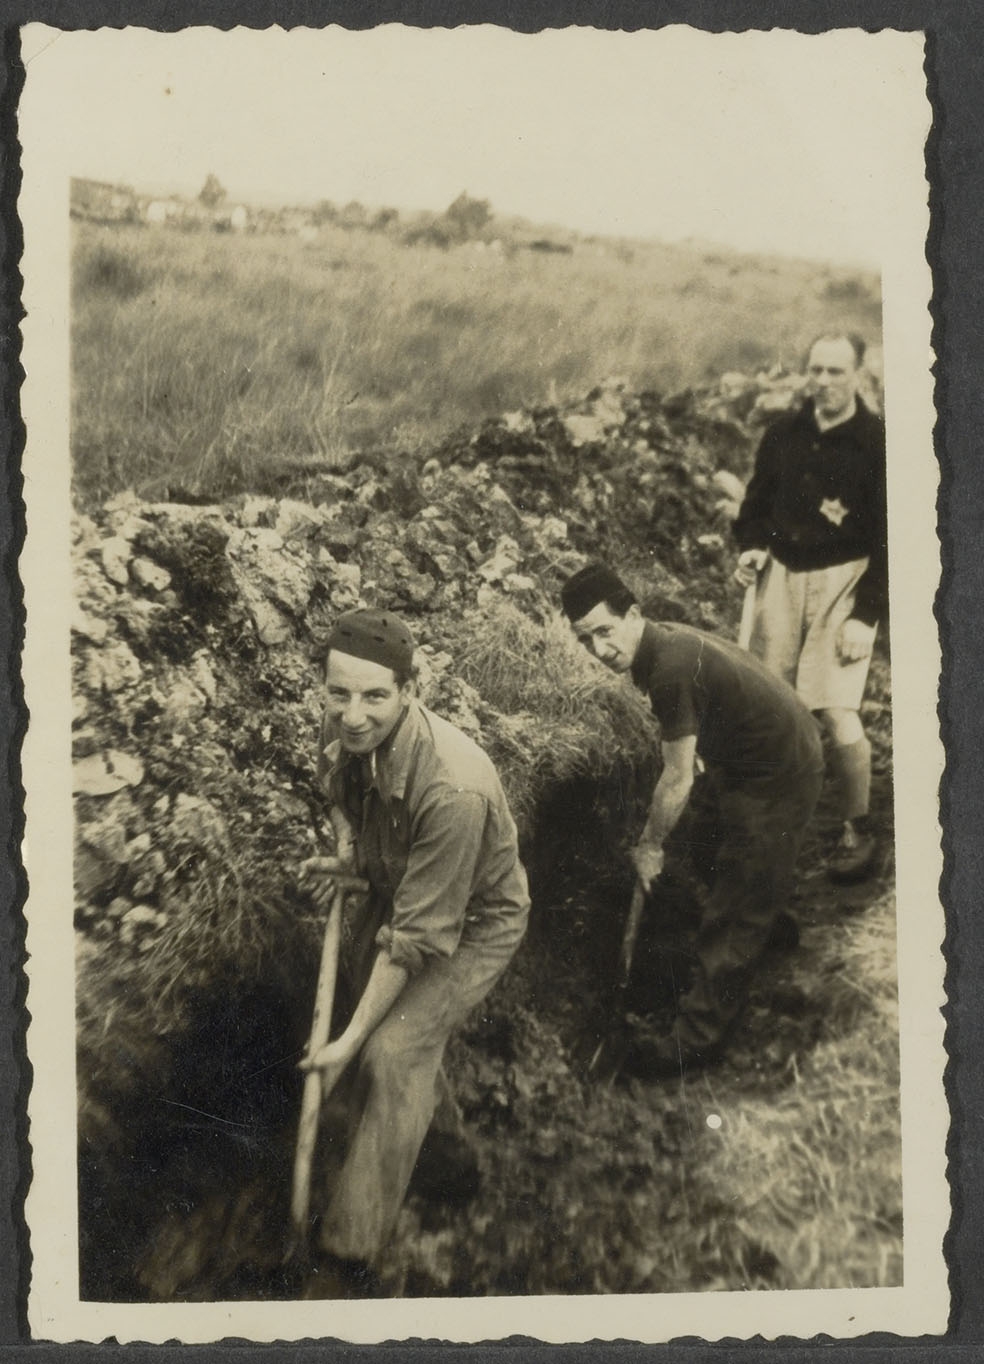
left=375, top=785, right=488, bottom=975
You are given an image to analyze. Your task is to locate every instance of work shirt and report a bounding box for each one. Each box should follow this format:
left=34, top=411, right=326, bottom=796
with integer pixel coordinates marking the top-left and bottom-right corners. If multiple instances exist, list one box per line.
left=733, top=396, right=888, bottom=626
left=318, top=699, right=530, bottom=976
left=630, top=620, right=823, bottom=790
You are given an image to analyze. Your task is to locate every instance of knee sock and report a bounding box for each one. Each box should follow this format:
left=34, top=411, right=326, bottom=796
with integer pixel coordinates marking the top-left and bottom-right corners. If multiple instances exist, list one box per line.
left=829, top=736, right=872, bottom=823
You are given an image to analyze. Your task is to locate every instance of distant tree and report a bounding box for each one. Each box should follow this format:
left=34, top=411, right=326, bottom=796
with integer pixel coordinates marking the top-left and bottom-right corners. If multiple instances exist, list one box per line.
left=198, top=173, right=227, bottom=209
left=339, top=200, right=368, bottom=229
left=444, top=192, right=492, bottom=242
left=370, top=206, right=399, bottom=232
left=314, top=199, right=338, bottom=225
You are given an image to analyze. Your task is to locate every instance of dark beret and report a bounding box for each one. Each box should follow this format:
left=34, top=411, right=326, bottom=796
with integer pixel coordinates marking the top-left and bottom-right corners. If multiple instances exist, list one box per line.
left=326, top=609, right=415, bottom=674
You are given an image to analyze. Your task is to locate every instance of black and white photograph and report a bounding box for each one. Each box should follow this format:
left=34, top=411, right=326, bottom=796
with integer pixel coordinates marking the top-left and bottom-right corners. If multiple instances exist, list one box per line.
left=17, top=22, right=945, bottom=1344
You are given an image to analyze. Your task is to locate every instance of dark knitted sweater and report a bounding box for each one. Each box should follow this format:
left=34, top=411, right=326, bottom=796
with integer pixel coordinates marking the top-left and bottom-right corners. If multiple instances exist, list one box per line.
left=732, top=396, right=888, bottom=626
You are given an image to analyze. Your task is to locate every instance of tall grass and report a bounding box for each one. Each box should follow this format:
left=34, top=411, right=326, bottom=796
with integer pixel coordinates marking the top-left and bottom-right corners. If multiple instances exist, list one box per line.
left=71, top=220, right=881, bottom=508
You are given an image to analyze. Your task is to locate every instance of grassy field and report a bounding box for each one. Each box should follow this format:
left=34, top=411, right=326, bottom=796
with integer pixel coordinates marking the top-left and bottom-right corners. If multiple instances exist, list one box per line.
left=71, top=218, right=880, bottom=508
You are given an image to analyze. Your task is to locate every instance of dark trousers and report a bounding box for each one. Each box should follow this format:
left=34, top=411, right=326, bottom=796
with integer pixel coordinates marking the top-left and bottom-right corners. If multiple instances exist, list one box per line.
left=670, top=764, right=823, bottom=1048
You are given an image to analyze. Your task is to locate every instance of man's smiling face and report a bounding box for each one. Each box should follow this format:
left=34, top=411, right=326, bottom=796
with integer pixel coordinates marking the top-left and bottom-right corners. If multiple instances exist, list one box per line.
left=324, top=650, right=412, bottom=754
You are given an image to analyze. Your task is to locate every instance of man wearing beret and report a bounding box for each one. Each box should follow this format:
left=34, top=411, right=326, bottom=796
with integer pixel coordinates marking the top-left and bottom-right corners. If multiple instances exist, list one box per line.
left=561, top=563, right=824, bottom=1077
left=734, top=332, right=888, bottom=883
left=298, top=608, right=529, bottom=1293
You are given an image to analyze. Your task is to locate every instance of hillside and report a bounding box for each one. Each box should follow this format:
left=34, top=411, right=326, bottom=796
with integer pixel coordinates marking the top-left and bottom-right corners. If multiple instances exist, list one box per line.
left=72, top=371, right=899, bottom=1301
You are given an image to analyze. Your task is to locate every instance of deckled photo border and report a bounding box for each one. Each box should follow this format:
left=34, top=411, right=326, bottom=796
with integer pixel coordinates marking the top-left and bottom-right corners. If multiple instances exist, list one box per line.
left=3, top=2, right=977, bottom=1353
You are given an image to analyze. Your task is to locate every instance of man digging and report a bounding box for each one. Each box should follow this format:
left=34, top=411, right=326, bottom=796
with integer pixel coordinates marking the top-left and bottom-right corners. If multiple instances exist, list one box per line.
left=297, top=608, right=530, bottom=1295
left=561, top=563, right=823, bottom=1078
left=734, top=332, right=888, bottom=883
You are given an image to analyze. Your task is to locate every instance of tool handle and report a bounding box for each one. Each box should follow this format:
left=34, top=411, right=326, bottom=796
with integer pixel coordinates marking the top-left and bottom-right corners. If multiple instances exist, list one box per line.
left=737, top=580, right=757, bottom=651
left=290, top=885, right=345, bottom=1236
left=616, top=879, right=647, bottom=990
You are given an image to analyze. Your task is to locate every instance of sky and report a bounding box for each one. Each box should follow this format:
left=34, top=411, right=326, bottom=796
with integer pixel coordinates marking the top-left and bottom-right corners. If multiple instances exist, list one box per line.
left=21, top=24, right=929, bottom=266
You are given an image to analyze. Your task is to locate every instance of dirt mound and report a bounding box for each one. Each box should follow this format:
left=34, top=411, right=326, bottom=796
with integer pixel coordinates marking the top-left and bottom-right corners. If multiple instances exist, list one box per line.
left=71, top=368, right=896, bottom=1300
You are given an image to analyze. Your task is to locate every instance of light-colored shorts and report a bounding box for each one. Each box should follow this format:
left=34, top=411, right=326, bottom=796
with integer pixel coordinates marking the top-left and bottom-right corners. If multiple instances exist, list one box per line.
left=750, top=556, right=875, bottom=712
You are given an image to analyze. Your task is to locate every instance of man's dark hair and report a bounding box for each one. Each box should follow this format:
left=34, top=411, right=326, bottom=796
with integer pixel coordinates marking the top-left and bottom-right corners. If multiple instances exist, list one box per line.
left=561, top=562, right=638, bottom=621
left=806, top=331, right=866, bottom=368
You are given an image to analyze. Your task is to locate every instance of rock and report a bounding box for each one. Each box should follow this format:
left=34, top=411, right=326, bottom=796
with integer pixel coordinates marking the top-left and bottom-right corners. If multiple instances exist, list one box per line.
left=130, top=557, right=172, bottom=592
left=239, top=495, right=276, bottom=528
left=73, top=749, right=144, bottom=796
left=75, top=845, right=121, bottom=900
left=501, top=410, right=535, bottom=435
left=100, top=537, right=133, bottom=586
left=226, top=526, right=314, bottom=616
left=275, top=499, right=325, bottom=541
left=110, top=596, right=165, bottom=646
left=84, top=640, right=142, bottom=695
left=402, top=571, right=437, bottom=607
left=712, top=469, right=747, bottom=504
left=120, top=905, right=168, bottom=942
left=128, top=849, right=167, bottom=898
left=486, top=484, right=522, bottom=531
left=106, top=896, right=133, bottom=920
left=540, top=516, right=568, bottom=546
left=102, top=491, right=150, bottom=544
left=189, top=652, right=217, bottom=703
left=125, top=832, right=152, bottom=858
left=504, top=573, right=538, bottom=594
left=72, top=514, right=102, bottom=551
left=72, top=729, right=102, bottom=759
left=171, top=793, right=227, bottom=849
left=320, top=522, right=361, bottom=557
left=329, top=562, right=362, bottom=610
left=239, top=581, right=291, bottom=645
left=72, top=607, right=108, bottom=644
left=477, top=536, right=522, bottom=585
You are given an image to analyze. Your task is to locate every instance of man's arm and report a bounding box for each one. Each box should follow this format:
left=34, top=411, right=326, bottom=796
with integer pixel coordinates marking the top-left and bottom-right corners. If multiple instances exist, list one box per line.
left=632, top=734, right=697, bottom=888
left=839, top=422, right=888, bottom=662
left=732, top=427, right=780, bottom=553
left=301, top=953, right=408, bottom=1082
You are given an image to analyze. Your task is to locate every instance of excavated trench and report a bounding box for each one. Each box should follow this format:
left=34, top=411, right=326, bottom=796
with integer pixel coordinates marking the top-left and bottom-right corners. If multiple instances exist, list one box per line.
left=76, top=707, right=897, bottom=1301
left=76, top=757, right=679, bottom=1302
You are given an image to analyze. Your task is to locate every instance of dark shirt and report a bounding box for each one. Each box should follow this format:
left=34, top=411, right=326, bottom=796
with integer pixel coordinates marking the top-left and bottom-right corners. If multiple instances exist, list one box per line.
left=318, top=699, right=530, bottom=975
left=732, top=396, right=888, bottom=626
left=630, top=621, right=823, bottom=788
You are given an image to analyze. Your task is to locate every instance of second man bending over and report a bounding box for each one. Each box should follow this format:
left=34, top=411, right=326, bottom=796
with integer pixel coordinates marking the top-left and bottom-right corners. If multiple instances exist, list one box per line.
left=562, top=563, right=823, bottom=1077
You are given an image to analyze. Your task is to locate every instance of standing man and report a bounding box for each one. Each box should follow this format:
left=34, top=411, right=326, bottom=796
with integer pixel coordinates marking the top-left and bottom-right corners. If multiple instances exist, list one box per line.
left=298, top=609, right=529, bottom=1294
left=561, top=563, right=823, bottom=1077
left=733, top=332, right=888, bottom=882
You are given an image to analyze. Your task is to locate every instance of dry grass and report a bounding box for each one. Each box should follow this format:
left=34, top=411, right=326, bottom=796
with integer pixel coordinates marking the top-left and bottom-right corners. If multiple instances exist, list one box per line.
left=450, top=599, right=657, bottom=816
left=683, top=893, right=902, bottom=1289
left=71, top=219, right=881, bottom=509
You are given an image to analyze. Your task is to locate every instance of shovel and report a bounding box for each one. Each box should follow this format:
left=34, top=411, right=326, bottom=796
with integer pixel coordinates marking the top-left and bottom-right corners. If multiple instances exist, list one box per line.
left=286, top=864, right=368, bottom=1263
left=737, top=579, right=757, bottom=651
left=585, top=877, right=647, bottom=1084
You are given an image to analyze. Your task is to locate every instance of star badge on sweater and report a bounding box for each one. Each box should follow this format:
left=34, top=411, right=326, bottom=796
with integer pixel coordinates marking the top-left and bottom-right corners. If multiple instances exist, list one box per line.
left=819, top=497, right=849, bottom=526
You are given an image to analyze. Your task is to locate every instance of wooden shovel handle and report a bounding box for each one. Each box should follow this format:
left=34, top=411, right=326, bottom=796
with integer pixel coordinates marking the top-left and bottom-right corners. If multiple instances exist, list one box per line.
left=616, top=879, right=647, bottom=991
left=737, top=580, right=757, bottom=651
left=290, top=878, right=362, bottom=1237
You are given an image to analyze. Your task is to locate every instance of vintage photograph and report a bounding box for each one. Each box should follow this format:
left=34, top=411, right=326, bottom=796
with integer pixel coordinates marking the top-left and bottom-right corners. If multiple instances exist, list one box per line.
left=18, top=23, right=945, bottom=1344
